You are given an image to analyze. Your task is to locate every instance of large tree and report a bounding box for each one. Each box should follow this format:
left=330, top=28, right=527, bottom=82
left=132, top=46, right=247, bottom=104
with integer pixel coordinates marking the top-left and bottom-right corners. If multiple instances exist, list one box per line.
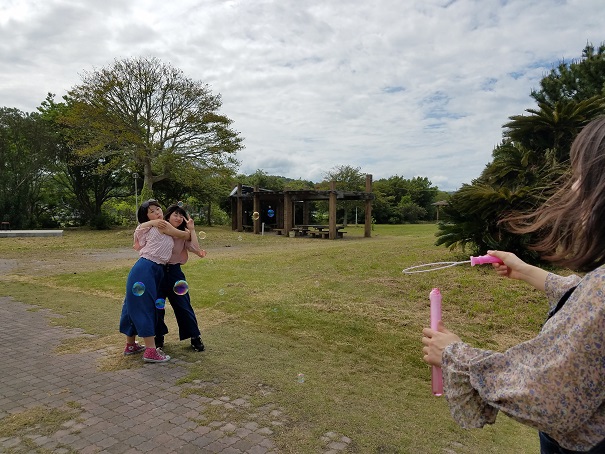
left=0, top=108, right=57, bottom=228
left=38, top=94, right=132, bottom=227
left=63, top=57, right=243, bottom=194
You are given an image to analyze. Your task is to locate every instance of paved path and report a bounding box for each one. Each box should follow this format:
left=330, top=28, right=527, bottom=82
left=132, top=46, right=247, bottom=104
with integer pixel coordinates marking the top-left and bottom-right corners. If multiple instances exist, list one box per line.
left=0, top=297, right=280, bottom=454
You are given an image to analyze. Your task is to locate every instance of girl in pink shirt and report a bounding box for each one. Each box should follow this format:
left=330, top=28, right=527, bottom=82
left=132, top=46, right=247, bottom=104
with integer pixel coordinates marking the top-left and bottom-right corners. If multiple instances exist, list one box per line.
left=118, top=200, right=189, bottom=363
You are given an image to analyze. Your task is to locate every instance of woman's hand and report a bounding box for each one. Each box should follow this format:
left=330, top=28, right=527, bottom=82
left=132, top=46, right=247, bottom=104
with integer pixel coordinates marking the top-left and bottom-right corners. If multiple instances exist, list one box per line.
left=186, top=217, right=195, bottom=231
left=487, top=250, right=548, bottom=291
left=487, top=250, right=528, bottom=280
left=154, top=220, right=170, bottom=232
left=422, top=321, right=461, bottom=367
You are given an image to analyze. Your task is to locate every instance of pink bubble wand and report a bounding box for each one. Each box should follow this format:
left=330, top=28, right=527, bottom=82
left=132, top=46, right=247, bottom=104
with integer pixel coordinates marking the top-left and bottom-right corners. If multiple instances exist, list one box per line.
left=402, top=255, right=503, bottom=274
left=430, top=288, right=443, bottom=397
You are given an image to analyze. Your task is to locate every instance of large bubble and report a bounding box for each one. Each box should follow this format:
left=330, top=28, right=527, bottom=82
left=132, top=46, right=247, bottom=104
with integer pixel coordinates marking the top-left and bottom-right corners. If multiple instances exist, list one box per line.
left=132, top=282, right=145, bottom=296
left=173, top=280, right=189, bottom=295
left=252, top=211, right=260, bottom=221
left=155, top=298, right=166, bottom=309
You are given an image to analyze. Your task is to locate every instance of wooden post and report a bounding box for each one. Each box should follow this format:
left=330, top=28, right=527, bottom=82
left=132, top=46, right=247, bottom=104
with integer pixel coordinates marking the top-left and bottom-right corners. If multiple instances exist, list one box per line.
left=231, top=197, right=237, bottom=231
left=329, top=181, right=337, bottom=240
left=303, top=201, right=310, bottom=225
left=364, top=174, right=372, bottom=238
left=253, top=185, right=260, bottom=234
left=284, top=192, right=293, bottom=235
left=236, top=183, right=243, bottom=232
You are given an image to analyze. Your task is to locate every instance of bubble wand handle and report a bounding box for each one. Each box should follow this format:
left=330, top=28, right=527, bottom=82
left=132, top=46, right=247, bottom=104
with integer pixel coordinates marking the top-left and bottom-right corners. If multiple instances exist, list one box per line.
left=470, top=255, right=503, bottom=266
left=430, top=288, right=444, bottom=397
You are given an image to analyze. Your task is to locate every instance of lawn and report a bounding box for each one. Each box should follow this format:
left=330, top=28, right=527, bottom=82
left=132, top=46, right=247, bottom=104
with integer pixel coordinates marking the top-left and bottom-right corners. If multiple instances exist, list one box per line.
left=0, top=224, right=546, bottom=453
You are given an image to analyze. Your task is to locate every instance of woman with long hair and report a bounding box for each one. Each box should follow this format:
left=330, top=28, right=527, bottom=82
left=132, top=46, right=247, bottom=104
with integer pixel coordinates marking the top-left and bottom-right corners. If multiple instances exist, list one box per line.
left=422, top=117, right=605, bottom=453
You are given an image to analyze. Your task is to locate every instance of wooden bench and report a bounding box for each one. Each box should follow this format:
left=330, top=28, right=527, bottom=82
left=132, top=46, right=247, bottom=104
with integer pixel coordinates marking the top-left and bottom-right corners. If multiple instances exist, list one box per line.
left=291, top=227, right=310, bottom=236
left=310, top=230, right=347, bottom=239
left=274, top=228, right=286, bottom=235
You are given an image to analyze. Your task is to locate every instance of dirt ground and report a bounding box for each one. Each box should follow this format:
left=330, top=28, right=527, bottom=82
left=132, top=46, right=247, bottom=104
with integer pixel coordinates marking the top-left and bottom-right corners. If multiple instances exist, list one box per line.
left=0, top=247, right=138, bottom=277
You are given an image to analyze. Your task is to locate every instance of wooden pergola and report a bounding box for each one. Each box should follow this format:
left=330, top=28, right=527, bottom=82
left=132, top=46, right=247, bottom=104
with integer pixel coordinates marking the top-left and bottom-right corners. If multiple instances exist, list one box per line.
left=230, top=174, right=375, bottom=239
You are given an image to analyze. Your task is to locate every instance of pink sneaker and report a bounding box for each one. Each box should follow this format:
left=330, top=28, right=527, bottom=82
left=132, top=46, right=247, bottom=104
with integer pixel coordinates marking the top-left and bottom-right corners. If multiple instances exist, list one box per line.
left=143, top=347, right=171, bottom=363
left=124, top=342, right=145, bottom=356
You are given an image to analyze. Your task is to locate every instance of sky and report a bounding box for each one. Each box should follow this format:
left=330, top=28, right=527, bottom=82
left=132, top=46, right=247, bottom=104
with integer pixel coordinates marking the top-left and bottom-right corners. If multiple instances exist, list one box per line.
left=1, top=0, right=603, bottom=191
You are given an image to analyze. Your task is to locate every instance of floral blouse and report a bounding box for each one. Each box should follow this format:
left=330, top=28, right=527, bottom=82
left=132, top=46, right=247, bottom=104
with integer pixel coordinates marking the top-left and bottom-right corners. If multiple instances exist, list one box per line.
left=441, top=269, right=605, bottom=451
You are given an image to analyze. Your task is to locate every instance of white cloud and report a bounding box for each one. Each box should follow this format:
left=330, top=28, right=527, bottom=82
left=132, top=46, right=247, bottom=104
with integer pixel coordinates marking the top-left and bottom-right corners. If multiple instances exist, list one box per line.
left=1, top=0, right=603, bottom=190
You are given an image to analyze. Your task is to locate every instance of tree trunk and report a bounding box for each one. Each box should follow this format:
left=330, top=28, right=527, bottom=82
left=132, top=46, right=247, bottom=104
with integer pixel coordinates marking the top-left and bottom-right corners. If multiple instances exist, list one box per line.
left=206, top=202, right=212, bottom=226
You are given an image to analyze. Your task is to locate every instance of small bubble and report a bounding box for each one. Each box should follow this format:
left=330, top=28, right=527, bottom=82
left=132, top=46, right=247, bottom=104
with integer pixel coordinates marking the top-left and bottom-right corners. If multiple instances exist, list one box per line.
left=198, top=231, right=207, bottom=240
left=297, top=373, right=305, bottom=384
left=155, top=298, right=166, bottom=309
left=238, top=235, right=242, bottom=241
left=218, top=288, right=225, bottom=296
left=177, top=201, right=184, bottom=207
left=173, top=280, right=189, bottom=295
left=314, top=280, right=320, bottom=287
left=132, top=282, right=145, bottom=296
left=252, top=211, right=260, bottom=221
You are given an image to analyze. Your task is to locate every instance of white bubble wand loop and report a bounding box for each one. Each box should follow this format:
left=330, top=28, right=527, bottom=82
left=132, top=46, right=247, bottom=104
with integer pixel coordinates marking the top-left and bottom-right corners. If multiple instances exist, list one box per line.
left=402, top=255, right=503, bottom=274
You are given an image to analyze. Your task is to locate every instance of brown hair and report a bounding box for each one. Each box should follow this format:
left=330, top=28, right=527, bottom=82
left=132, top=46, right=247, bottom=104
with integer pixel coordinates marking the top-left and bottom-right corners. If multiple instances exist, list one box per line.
left=503, top=116, right=605, bottom=271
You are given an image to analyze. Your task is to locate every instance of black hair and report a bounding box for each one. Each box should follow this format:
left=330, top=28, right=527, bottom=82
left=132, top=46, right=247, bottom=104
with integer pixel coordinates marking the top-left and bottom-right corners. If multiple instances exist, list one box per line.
left=164, top=204, right=188, bottom=230
left=136, top=199, right=161, bottom=224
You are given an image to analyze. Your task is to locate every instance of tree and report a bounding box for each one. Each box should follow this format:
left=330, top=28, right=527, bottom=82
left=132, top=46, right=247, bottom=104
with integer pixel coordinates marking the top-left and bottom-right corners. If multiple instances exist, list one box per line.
left=0, top=108, right=58, bottom=228
left=372, top=175, right=439, bottom=223
left=532, top=43, right=605, bottom=104
left=320, top=165, right=366, bottom=226
left=64, top=57, right=243, bottom=195
left=503, top=96, right=605, bottom=165
left=436, top=42, right=605, bottom=260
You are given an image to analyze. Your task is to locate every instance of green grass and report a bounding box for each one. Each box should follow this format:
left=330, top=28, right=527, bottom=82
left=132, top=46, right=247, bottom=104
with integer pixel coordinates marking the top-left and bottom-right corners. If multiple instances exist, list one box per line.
left=0, top=224, right=547, bottom=453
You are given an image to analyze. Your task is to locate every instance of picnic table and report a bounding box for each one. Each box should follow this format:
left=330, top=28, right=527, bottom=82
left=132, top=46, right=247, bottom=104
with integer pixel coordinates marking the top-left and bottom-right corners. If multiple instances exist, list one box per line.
left=296, top=225, right=347, bottom=238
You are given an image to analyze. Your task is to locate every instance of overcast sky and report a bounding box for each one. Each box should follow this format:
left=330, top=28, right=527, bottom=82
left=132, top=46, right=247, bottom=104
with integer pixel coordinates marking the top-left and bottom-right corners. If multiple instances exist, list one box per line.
left=1, top=0, right=603, bottom=191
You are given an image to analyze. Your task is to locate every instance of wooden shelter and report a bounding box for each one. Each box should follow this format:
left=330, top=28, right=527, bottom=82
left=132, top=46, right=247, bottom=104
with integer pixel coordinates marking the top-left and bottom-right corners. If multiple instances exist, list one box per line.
left=431, top=200, right=449, bottom=221
left=230, top=174, right=375, bottom=239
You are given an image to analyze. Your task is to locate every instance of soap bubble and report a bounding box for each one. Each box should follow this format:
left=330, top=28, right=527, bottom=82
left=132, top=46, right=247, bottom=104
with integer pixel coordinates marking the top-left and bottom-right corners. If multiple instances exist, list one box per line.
left=218, top=288, right=225, bottom=296
left=238, top=235, right=242, bottom=241
left=173, top=280, right=189, bottom=295
left=267, top=209, right=275, bottom=218
left=155, top=298, right=166, bottom=309
left=297, top=373, right=305, bottom=384
left=198, top=231, right=207, bottom=240
left=252, top=211, right=260, bottom=221
left=177, top=201, right=184, bottom=207
left=132, top=282, right=145, bottom=296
